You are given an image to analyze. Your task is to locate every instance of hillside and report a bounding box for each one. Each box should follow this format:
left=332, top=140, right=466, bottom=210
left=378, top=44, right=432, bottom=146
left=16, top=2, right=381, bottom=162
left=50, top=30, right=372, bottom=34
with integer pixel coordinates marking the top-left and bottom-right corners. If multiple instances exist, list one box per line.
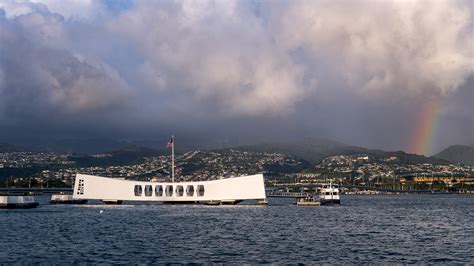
left=230, top=138, right=449, bottom=165
left=434, top=145, right=474, bottom=165
left=1, top=138, right=456, bottom=166
left=229, top=138, right=359, bottom=163
left=69, top=145, right=165, bottom=167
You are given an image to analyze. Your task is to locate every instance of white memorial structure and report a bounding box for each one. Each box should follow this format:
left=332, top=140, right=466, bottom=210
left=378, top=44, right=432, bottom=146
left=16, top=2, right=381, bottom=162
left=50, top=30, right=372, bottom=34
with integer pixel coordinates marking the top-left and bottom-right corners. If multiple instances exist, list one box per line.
left=72, top=173, right=267, bottom=204
left=72, top=136, right=267, bottom=204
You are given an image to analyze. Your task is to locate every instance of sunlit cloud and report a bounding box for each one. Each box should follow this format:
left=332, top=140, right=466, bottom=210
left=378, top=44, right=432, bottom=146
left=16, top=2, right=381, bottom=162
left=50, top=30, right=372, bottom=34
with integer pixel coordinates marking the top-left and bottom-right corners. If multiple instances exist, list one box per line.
left=0, top=0, right=472, bottom=154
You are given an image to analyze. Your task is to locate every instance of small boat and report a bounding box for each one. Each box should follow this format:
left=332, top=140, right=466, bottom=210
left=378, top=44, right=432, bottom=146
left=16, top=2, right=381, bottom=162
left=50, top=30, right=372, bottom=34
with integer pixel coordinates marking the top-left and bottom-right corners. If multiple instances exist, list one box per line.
left=51, top=194, right=88, bottom=204
left=101, top=200, right=123, bottom=205
left=257, top=199, right=268, bottom=205
left=204, top=200, right=221, bottom=206
left=221, top=199, right=243, bottom=205
left=0, top=196, right=39, bottom=209
left=319, top=181, right=341, bottom=205
left=296, top=196, right=321, bottom=206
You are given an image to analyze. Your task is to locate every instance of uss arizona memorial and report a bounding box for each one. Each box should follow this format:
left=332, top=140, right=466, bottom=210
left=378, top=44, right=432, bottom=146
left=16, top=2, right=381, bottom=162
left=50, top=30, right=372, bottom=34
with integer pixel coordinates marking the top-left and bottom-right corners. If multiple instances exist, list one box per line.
left=73, top=173, right=267, bottom=204
left=72, top=136, right=267, bottom=204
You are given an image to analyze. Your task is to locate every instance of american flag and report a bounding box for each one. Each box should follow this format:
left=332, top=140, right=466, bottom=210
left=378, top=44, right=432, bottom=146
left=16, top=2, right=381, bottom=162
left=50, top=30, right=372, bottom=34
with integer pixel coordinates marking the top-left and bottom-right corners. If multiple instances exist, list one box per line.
left=166, top=136, right=173, bottom=148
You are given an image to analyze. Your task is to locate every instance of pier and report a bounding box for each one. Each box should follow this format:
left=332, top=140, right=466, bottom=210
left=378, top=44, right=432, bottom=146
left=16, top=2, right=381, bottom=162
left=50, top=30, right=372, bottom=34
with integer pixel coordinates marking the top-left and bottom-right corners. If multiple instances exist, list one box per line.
left=266, top=191, right=311, bottom=198
left=267, top=183, right=436, bottom=197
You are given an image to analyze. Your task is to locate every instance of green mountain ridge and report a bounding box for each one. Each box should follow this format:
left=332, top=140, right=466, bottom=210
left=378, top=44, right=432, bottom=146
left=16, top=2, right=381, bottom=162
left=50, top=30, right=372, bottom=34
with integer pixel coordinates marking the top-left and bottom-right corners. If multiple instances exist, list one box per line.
left=0, top=139, right=458, bottom=166
left=230, top=138, right=449, bottom=165
left=434, top=145, right=474, bottom=165
left=69, top=145, right=166, bottom=167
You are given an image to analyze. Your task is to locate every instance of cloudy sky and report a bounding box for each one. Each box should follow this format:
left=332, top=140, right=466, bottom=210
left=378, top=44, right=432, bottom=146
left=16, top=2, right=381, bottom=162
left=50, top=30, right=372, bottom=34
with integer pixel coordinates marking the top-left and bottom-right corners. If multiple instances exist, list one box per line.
left=0, top=0, right=472, bottom=155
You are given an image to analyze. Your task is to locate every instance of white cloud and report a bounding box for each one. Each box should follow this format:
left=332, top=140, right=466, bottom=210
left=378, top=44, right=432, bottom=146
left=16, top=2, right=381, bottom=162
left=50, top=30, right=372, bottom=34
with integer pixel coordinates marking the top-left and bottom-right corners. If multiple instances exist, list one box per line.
left=4, top=0, right=470, bottom=115
left=109, top=1, right=306, bottom=116
left=0, top=0, right=472, bottom=150
left=104, top=0, right=474, bottom=116
left=0, top=7, right=130, bottom=117
left=270, top=0, right=473, bottom=99
left=30, top=0, right=106, bottom=20
left=0, top=0, right=36, bottom=18
left=0, top=0, right=106, bottom=20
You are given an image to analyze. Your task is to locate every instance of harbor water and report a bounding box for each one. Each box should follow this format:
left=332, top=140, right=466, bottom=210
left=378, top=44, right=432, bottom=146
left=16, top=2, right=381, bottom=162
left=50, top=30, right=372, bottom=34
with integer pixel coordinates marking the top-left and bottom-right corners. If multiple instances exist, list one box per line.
left=1, top=194, right=473, bottom=263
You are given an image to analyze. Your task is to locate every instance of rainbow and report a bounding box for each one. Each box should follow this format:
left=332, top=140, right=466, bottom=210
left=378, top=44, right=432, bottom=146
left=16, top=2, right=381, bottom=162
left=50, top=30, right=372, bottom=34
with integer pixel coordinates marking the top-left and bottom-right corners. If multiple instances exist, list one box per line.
left=408, top=97, right=441, bottom=155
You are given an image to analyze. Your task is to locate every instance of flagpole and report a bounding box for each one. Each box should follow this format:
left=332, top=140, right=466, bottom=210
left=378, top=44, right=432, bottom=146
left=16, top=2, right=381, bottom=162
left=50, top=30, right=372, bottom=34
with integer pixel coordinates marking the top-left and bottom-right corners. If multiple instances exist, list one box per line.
left=171, top=135, right=175, bottom=183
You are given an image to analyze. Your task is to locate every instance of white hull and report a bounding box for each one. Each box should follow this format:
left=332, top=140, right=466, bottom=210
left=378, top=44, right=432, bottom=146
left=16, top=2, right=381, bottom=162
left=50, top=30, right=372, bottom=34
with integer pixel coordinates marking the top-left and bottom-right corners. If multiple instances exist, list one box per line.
left=319, top=182, right=341, bottom=204
left=72, top=174, right=267, bottom=203
left=51, top=194, right=87, bottom=204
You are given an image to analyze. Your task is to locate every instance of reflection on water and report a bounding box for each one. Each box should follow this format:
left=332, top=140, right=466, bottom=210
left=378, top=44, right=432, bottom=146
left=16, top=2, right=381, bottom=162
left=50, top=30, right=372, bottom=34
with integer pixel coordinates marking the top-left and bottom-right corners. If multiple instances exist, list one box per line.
left=1, top=195, right=473, bottom=263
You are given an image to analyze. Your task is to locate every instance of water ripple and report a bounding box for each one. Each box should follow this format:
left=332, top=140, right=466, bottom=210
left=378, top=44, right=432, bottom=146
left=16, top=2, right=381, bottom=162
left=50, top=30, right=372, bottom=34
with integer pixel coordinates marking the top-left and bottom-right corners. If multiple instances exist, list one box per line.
left=0, top=194, right=472, bottom=263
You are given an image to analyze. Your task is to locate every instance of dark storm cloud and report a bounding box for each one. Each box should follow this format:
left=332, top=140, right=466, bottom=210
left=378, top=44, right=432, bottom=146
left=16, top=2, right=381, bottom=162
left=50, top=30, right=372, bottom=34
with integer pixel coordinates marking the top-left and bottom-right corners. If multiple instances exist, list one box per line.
left=0, top=4, right=130, bottom=133
left=0, top=0, right=472, bottom=154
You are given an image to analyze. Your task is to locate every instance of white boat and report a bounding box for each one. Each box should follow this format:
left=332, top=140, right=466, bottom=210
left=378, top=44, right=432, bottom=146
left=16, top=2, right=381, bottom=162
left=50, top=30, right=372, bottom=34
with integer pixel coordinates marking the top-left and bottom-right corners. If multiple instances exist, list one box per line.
left=319, top=181, right=341, bottom=205
left=101, top=199, right=123, bottom=205
left=72, top=173, right=267, bottom=205
left=51, top=193, right=87, bottom=204
left=296, top=196, right=321, bottom=206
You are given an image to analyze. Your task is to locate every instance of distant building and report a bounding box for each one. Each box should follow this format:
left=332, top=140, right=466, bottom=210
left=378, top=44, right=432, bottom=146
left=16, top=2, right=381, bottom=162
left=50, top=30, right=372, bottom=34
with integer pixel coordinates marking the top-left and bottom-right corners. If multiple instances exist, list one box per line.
left=385, top=156, right=398, bottom=162
left=297, top=173, right=320, bottom=178
left=400, top=176, right=474, bottom=185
